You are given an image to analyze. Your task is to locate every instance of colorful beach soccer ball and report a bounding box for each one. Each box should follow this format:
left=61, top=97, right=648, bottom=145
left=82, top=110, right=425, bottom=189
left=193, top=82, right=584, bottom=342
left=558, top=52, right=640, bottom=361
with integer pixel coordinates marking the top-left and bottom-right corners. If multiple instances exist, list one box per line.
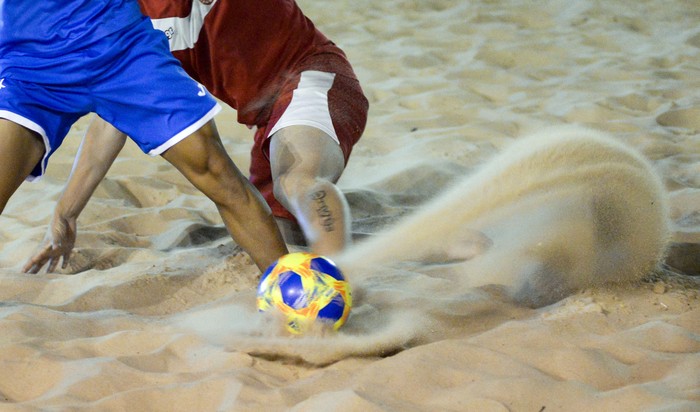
left=256, top=252, right=352, bottom=334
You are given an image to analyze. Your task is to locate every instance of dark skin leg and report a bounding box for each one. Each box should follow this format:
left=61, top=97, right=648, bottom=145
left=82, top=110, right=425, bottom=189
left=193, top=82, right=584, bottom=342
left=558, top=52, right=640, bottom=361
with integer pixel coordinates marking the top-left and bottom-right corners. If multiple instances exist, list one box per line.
left=161, top=120, right=288, bottom=271
left=0, top=119, right=45, bottom=214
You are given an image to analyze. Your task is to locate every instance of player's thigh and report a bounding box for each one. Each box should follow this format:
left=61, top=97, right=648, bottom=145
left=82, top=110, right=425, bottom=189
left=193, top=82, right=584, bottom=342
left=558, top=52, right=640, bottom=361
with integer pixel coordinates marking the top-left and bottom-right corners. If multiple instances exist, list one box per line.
left=161, top=121, right=249, bottom=197
left=269, top=126, right=345, bottom=183
left=0, top=77, right=86, bottom=180
left=0, top=120, right=45, bottom=207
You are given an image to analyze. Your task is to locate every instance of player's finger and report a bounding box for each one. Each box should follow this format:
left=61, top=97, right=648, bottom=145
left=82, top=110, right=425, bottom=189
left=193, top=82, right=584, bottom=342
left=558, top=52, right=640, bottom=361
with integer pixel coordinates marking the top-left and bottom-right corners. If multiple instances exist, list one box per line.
left=47, top=256, right=60, bottom=273
left=61, top=251, right=71, bottom=269
left=21, top=260, right=33, bottom=273
left=28, top=257, right=48, bottom=274
left=24, top=261, right=43, bottom=274
left=22, top=251, right=48, bottom=273
left=27, top=244, right=58, bottom=273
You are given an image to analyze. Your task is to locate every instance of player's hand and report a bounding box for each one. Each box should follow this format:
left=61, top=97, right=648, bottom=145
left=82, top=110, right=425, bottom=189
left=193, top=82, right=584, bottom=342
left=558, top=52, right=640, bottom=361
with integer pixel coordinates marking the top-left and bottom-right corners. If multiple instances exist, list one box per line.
left=23, top=215, right=77, bottom=274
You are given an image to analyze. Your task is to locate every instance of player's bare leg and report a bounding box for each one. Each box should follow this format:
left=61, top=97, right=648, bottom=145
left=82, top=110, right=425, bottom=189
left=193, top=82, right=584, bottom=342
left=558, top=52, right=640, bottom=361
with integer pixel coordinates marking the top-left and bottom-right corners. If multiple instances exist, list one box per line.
left=269, top=125, right=351, bottom=256
left=0, top=119, right=45, bottom=214
left=161, top=120, right=288, bottom=271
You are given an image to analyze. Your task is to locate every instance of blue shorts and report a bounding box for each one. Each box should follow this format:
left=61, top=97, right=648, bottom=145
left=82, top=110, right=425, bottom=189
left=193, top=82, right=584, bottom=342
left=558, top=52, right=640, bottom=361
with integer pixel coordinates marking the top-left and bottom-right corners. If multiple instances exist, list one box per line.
left=0, top=18, right=221, bottom=181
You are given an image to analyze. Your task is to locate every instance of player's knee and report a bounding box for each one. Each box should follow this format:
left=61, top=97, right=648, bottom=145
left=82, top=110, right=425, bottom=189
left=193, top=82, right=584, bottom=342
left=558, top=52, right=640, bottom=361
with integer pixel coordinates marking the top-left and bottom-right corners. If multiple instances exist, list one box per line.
left=202, top=151, right=231, bottom=179
left=272, top=173, right=307, bottom=210
left=187, top=152, right=250, bottom=207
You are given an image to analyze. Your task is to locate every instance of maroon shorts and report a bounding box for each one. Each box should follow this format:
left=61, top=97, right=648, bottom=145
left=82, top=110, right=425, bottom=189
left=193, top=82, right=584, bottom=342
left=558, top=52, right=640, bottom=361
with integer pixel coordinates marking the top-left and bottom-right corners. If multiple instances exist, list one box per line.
left=249, top=60, right=369, bottom=221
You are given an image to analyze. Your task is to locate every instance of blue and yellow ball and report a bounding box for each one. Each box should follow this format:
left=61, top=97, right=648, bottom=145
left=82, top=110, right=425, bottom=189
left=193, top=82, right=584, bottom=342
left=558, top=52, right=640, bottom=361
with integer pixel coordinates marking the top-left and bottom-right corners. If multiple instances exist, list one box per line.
left=256, top=252, right=352, bottom=334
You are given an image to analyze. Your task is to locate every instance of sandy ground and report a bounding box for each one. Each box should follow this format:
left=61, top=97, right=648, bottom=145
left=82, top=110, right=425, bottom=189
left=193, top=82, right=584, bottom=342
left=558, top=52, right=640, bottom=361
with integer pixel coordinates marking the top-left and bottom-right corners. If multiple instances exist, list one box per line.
left=0, top=0, right=698, bottom=411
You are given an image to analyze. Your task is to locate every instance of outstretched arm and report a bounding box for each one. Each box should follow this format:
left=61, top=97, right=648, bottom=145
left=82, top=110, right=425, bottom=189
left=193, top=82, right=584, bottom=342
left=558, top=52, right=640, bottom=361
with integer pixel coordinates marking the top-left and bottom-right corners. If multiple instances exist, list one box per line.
left=23, top=116, right=127, bottom=273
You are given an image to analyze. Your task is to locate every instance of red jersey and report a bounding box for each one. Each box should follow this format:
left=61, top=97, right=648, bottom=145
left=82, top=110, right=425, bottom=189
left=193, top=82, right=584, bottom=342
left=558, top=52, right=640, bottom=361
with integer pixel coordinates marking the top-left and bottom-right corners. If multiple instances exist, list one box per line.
left=139, top=0, right=354, bottom=126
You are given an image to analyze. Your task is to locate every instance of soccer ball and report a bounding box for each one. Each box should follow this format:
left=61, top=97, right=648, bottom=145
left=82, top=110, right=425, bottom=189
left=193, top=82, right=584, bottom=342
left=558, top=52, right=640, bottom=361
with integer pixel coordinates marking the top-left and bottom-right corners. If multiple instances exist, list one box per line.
left=256, top=252, right=352, bottom=334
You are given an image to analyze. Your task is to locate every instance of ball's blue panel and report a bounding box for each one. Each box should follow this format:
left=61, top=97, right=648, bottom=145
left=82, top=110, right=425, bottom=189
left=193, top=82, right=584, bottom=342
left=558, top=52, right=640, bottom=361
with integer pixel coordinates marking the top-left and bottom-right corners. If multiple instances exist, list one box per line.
left=262, top=261, right=277, bottom=278
left=309, top=257, right=344, bottom=281
left=257, top=258, right=279, bottom=294
left=317, top=294, right=345, bottom=321
left=278, top=272, right=307, bottom=309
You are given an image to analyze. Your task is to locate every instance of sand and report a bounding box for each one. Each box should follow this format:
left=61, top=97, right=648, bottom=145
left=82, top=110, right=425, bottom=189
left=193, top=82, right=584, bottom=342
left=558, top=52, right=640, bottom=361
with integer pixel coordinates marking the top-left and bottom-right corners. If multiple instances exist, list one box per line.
left=1, top=0, right=699, bottom=410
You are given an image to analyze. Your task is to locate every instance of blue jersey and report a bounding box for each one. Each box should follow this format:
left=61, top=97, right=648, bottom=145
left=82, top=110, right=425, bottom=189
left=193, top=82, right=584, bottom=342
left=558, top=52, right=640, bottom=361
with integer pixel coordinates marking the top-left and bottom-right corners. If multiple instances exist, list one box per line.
left=0, top=0, right=144, bottom=81
left=0, top=0, right=143, bottom=54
